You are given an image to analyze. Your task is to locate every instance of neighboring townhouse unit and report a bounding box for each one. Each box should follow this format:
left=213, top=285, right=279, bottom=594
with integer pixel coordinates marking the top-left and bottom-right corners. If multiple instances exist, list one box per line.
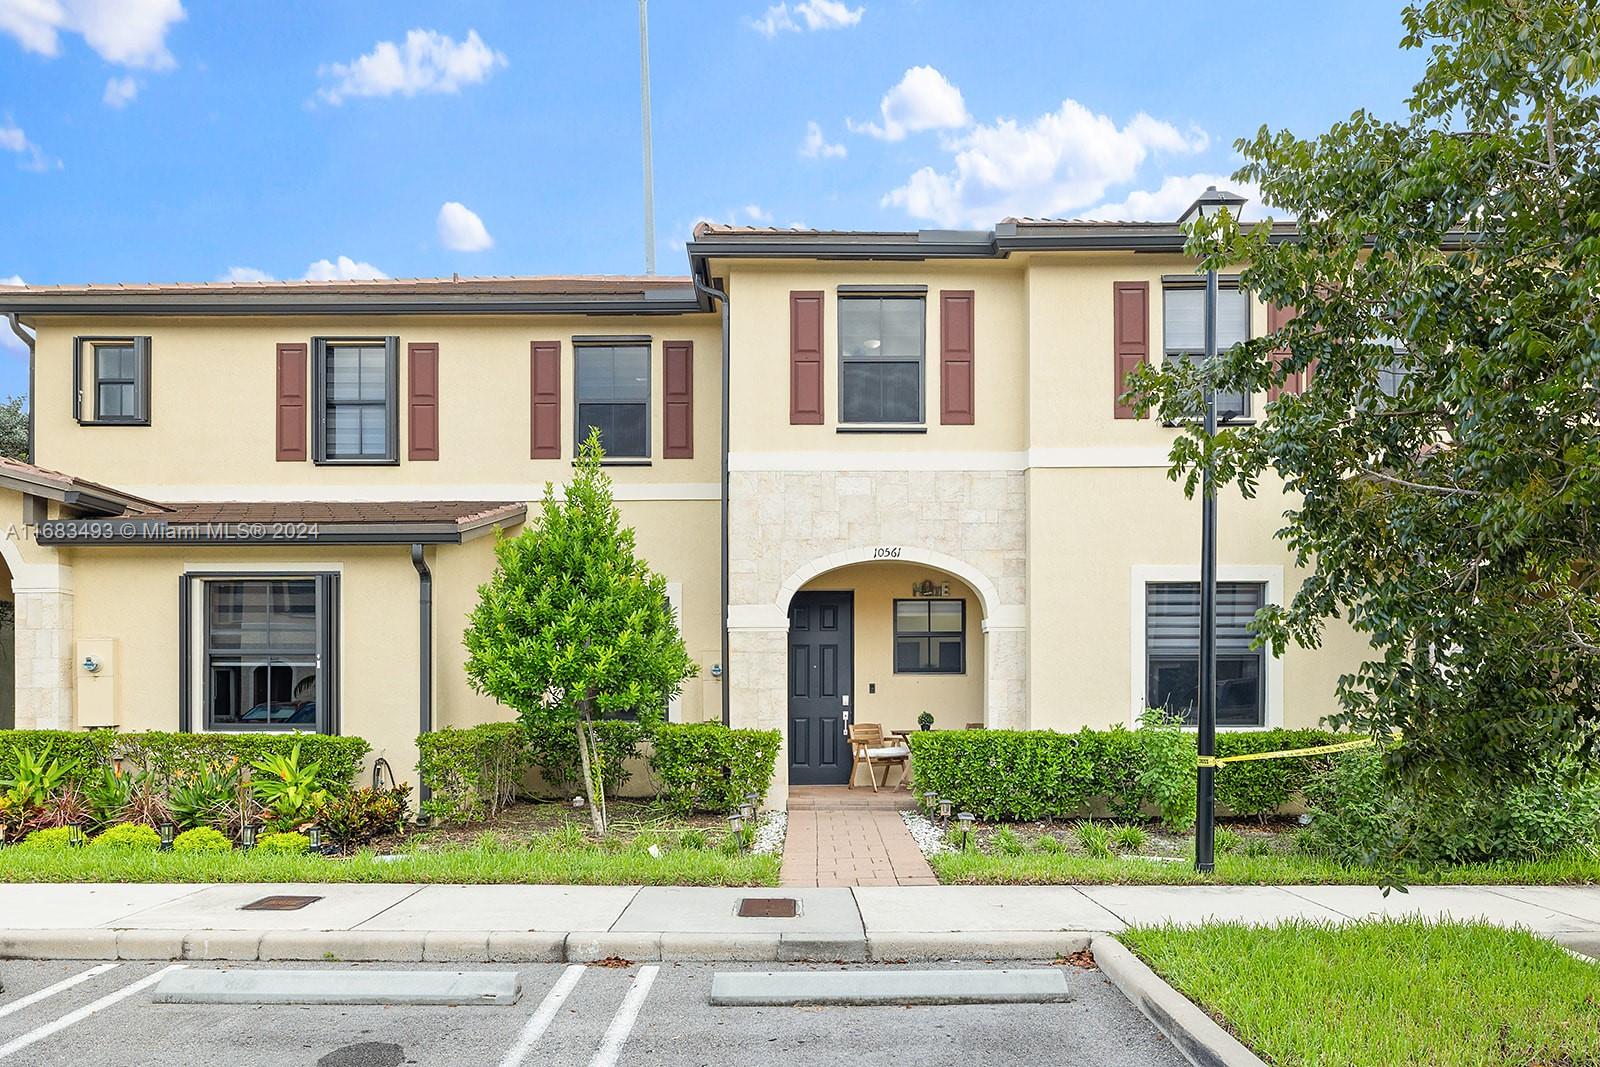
left=0, top=216, right=1367, bottom=805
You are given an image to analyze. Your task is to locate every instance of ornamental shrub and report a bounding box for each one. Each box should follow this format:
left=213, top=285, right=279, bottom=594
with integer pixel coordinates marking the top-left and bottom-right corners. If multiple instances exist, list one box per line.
left=416, top=723, right=531, bottom=824
left=524, top=719, right=647, bottom=798
left=0, top=730, right=118, bottom=788
left=255, top=831, right=310, bottom=855
left=647, top=723, right=780, bottom=814
left=172, top=826, right=232, bottom=853
left=316, top=785, right=410, bottom=847
left=116, top=732, right=369, bottom=795
left=906, top=724, right=1346, bottom=824
left=18, top=826, right=76, bottom=849
left=89, top=822, right=161, bottom=850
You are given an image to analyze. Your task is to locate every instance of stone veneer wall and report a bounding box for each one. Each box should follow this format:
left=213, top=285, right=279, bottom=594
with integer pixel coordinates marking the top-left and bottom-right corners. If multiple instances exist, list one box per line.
left=14, top=589, right=73, bottom=730
left=727, top=469, right=1028, bottom=805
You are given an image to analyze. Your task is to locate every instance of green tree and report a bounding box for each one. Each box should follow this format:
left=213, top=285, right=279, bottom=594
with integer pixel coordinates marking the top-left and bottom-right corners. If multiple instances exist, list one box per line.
left=462, top=431, right=696, bottom=833
left=1128, top=0, right=1600, bottom=800
left=0, top=396, right=26, bottom=460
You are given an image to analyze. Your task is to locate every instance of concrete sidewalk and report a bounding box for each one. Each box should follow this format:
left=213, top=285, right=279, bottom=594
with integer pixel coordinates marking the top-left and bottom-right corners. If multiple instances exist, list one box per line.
left=1, top=883, right=1597, bottom=963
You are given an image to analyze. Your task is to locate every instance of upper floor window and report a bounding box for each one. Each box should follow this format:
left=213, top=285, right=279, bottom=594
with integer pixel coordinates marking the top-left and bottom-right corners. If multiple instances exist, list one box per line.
left=1145, top=580, right=1266, bottom=727
left=576, top=343, right=650, bottom=459
left=313, top=337, right=398, bottom=464
left=73, top=336, right=150, bottom=425
left=1163, top=281, right=1251, bottom=420
left=839, top=294, right=924, bottom=424
left=894, top=598, right=965, bottom=674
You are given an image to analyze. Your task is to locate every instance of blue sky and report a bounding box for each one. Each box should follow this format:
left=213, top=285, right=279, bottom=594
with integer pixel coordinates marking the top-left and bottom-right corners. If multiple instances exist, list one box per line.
left=0, top=0, right=1424, bottom=397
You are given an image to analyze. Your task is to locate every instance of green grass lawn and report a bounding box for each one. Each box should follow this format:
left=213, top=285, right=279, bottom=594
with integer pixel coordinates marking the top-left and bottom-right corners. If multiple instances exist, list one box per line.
left=0, top=843, right=780, bottom=886
left=932, top=847, right=1600, bottom=886
left=1120, top=919, right=1600, bottom=1067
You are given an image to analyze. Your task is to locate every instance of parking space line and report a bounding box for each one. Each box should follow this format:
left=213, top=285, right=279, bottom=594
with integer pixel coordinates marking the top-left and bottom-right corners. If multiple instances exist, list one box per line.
left=0, top=964, right=119, bottom=1021
left=0, top=964, right=183, bottom=1062
left=496, top=964, right=587, bottom=1067
left=590, top=965, right=660, bottom=1067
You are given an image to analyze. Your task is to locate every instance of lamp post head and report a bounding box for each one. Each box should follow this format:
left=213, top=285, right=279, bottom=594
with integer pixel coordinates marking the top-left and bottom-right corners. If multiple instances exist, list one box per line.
left=1178, top=185, right=1248, bottom=227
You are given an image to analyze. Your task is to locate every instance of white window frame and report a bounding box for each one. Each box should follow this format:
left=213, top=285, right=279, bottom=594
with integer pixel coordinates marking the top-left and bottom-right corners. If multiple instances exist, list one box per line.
left=1128, top=563, right=1284, bottom=730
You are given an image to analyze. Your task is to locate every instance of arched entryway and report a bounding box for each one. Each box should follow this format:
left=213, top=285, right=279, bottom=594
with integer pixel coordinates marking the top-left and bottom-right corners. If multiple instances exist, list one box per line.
left=786, top=559, right=986, bottom=785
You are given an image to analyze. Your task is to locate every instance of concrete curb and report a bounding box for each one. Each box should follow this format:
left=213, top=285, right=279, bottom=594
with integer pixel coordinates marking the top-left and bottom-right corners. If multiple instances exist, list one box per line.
left=1091, top=935, right=1267, bottom=1067
left=0, top=928, right=1095, bottom=964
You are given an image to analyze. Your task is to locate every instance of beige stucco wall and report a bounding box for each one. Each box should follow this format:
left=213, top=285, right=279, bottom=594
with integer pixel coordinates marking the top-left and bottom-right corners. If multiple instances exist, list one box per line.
left=1025, top=466, right=1363, bottom=732
left=32, top=314, right=722, bottom=497
left=799, top=561, right=983, bottom=737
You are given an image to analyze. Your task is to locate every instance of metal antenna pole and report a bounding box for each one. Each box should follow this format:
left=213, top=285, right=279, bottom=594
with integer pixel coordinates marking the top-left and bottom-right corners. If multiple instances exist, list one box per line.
left=638, top=0, right=656, bottom=275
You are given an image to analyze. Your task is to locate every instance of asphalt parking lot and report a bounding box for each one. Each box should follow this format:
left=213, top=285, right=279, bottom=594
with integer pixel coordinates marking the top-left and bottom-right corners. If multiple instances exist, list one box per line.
left=0, top=958, right=1188, bottom=1067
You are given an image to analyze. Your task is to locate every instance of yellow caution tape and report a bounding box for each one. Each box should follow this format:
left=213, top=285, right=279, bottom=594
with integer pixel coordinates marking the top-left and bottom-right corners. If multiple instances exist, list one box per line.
left=1195, top=736, right=1376, bottom=769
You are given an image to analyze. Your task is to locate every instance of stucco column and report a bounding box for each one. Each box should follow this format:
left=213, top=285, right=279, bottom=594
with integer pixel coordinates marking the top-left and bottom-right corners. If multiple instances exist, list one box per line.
left=14, top=588, right=74, bottom=730
left=727, top=622, right=789, bottom=811
left=983, top=618, right=1028, bottom=730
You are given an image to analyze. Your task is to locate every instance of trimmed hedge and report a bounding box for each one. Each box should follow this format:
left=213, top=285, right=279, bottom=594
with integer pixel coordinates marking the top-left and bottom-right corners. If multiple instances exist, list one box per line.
left=524, top=720, right=649, bottom=799
left=906, top=727, right=1345, bottom=823
left=0, top=730, right=370, bottom=794
left=416, top=723, right=532, bottom=824
left=647, top=723, right=782, bottom=815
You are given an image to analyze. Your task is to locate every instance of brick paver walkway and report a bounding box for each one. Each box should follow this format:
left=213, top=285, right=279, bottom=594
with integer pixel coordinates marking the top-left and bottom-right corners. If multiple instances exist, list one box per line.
left=780, top=785, right=939, bottom=887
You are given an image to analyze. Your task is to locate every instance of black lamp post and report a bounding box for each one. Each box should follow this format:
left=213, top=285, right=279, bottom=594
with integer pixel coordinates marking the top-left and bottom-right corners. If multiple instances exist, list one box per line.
left=1177, top=185, right=1247, bottom=874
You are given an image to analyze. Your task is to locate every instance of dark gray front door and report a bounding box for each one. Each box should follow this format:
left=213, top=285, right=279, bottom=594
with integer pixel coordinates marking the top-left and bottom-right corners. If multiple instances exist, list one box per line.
left=787, top=591, right=853, bottom=785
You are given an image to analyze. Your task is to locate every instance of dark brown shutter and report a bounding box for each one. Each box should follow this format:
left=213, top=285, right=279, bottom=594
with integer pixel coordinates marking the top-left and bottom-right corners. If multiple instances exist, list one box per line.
left=1265, top=304, right=1300, bottom=401
left=407, top=342, right=440, bottom=460
left=663, top=340, right=694, bottom=458
left=790, top=290, right=824, bottom=424
left=939, top=290, right=975, bottom=425
left=275, top=342, right=307, bottom=461
left=530, top=340, right=561, bottom=459
left=1112, top=281, right=1149, bottom=419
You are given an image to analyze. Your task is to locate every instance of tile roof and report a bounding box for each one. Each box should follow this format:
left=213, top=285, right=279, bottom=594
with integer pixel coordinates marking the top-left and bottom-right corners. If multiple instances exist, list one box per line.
left=151, top=500, right=526, bottom=528
left=0, top=455, right=169, bottom=512
left=0, top=275, right=690, bottom=297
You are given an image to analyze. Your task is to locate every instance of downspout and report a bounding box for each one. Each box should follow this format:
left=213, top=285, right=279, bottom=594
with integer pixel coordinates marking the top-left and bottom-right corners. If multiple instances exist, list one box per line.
left=4, top=313, right=35, bottom=463
left=411, top=543, right=433, bottom=802
left=692, top=275, right=732, bottom=726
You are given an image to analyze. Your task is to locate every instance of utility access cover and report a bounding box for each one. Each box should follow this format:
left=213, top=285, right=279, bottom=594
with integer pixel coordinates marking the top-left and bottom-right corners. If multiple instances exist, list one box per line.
left=240, top=894, right=324, bottom=911
left=737, top=897, right=799, bottom=918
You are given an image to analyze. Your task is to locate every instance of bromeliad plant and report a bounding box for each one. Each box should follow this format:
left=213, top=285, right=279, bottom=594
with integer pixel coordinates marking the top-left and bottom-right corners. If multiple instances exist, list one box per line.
left=168, top=766, right=236, bottom=830
left=1, top=744, right=69, bottom=810
left=84, top=765, right=134, bottom=829
left=250, top=743, right=327, bottom=831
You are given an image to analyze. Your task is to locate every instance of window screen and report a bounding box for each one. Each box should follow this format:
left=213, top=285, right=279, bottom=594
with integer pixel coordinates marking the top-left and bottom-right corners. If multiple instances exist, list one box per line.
left=1145, top=581, right=1266, bottom=727
left=576, top=345, right=650, bottom=458
left=839, top=296, right=924, bottom=423
left=1163, top=285, right=1251, bottom=419
left=894, top=598, right=965, bottom=674
left=205, top=579, right=321, bottom=730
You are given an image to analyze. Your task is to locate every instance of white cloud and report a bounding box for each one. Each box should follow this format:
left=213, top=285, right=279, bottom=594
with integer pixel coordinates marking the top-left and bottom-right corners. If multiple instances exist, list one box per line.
left=1087, top=172, right=1273, bottom=222
left=0, top=119, right=54, bottom=171
left=102, top=75, right=138, bottom=108
left=317, top=28, right=506, bottom=105
left=220, top=266, right=273, bottom=283
left=303, top=256, right=388, bottom=282
left=742, top=204, right=772, bottom=223
left=882, top=98, right=1208, bottom=226
left=0, top=274, right=21, bottom=286
left=848, top=65, right=968, bottom=142
left=0, top=0, right=185, bottom=69
left=800, top=119, right=846, bottom=159
left=752, top=0, right=862, bottom=36
left=436, top=200, right=493, bottom=252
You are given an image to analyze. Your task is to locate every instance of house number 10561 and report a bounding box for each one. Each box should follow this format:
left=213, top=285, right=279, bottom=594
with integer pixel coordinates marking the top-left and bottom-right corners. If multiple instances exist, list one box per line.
left=873, top=546, right=902, bottom=559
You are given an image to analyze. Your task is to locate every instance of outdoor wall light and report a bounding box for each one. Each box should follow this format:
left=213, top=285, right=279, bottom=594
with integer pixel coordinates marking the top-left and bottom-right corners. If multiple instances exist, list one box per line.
left=158, top=822, right=176, bottom=851
left=957, top=812, right=976, bottom=850
left=239, top=824, right=258, bottom=850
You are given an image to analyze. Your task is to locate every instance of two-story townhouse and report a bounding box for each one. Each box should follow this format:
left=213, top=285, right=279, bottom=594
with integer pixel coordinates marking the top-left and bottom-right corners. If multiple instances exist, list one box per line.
left=0, top=214, right=1368, bottom=806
